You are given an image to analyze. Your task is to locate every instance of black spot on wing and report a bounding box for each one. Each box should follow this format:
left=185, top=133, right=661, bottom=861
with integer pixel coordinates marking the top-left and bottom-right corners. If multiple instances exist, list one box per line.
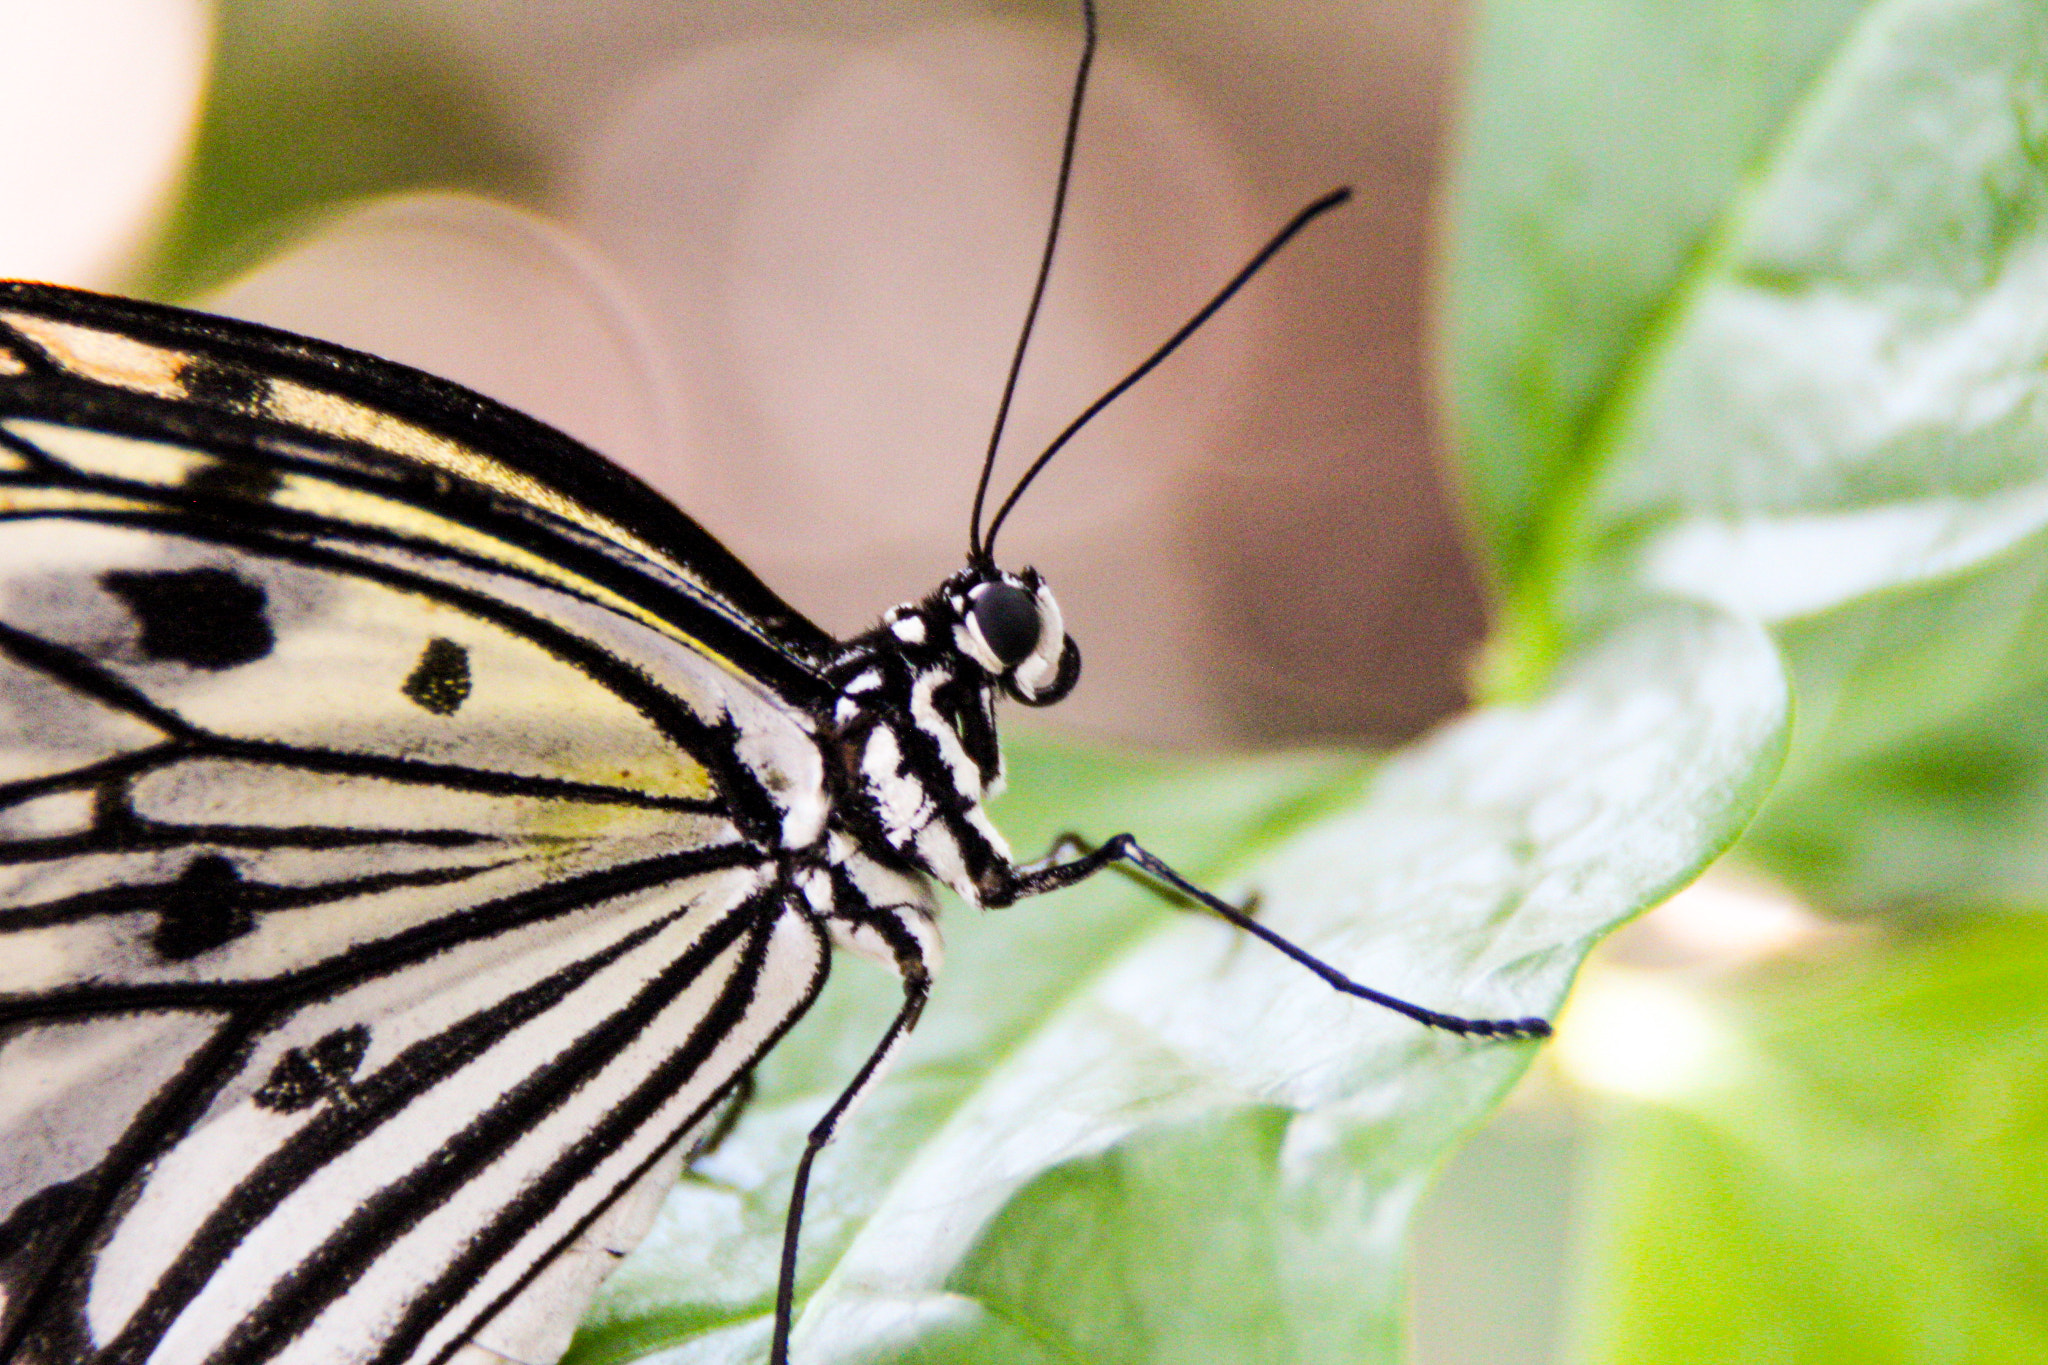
left=253, top=1026, right=371, bottom=1114
left=150, top=852, right=255, bottom=959
left=103, top=568, right=274, bottom=669
left=403, top=637, right=472, bottom=715
left=0, top=1178, right=96, bottom=1361
left=182, top=455, right=284, bottom=502
left=178, top=354, right=268, bottom=412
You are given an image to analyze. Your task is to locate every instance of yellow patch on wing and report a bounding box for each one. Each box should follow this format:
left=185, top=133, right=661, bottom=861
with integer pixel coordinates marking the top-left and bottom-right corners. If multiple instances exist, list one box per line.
left=0, top=482, right=158, bottom=517
left=2, top=314, right=188, bottom=399
left=265, top=379, right=690, bottom=588
left=270, top=468, right=724, bottom=666
left=1, top=417, right=761, bottom=699
left=5, top=421, right=209, bottom=487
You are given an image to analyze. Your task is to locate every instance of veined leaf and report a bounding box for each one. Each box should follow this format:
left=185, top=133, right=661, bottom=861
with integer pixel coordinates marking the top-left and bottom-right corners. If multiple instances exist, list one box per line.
left=1448, top=0, right=2048, bottom=907
left=1441, top=0, right=1874, bottom=608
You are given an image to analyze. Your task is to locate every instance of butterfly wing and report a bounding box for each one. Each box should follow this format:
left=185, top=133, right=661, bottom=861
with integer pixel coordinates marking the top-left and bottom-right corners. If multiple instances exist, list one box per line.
left=0, top=285, right=837, bottom=1365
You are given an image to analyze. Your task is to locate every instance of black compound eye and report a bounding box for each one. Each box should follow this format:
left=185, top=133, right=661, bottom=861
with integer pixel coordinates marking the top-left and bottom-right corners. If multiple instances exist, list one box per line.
left=970, top=583, right=1042, bottom=667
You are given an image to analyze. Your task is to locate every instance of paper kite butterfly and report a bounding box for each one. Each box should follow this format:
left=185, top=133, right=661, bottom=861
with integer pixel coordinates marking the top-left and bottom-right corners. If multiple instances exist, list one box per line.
left=0, top=8, right=1547, bottom=1365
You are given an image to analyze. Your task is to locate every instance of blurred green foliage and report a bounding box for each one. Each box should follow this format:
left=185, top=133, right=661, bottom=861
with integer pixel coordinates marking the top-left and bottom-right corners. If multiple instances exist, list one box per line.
left=1579, top=916, right=2048, bottom=1364
left=1441, top=0, right=1873, bottom=606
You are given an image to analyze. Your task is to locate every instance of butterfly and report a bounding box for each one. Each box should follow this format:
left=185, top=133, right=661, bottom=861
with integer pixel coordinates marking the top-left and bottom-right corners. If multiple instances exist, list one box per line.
left=0, top=9, right=1548, bottom=1365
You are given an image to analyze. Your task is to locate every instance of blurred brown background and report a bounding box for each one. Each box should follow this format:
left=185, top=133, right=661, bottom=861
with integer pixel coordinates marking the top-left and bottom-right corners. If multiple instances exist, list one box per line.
left=154, top=0, right=1492, bottom=750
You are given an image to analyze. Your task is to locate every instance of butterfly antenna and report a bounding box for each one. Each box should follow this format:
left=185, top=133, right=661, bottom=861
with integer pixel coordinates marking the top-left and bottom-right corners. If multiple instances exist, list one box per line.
left=982, top=185, right=1352, bottom=557
left=968, top=0, right=1098, bottom=565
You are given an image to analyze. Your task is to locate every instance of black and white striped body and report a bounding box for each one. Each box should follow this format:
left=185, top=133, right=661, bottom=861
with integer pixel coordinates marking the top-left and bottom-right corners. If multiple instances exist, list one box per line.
left=822, top=568, right=1076, bottom=912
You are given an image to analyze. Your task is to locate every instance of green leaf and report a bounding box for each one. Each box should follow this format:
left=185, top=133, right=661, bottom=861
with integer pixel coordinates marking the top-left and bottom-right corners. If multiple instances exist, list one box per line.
left=1745, top=531, right=2048, bottom=908
left=1563, top=0, right=2048, bottom=630
left=1446, top=0, right=2048, bottom=675
left=1448, top=0, right=2048, bottom=907
left=1571, top=913, right=2048, bottom=1364
left=567, top=605, right=1787, bottom=1364
left=1440, top=0, right=1876, bottom=601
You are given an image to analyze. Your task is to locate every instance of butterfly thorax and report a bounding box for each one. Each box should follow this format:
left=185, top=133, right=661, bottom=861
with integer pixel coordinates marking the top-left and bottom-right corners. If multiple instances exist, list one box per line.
left=819, top=565, right=1079, bottom=908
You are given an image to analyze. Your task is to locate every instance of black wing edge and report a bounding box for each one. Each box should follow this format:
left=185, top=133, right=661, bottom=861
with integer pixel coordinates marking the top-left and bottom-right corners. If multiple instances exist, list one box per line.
left=0, top=279, right=841, bottom=665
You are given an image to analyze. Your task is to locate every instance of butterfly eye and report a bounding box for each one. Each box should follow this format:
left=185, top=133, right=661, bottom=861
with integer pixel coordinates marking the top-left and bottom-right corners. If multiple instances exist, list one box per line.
left=969, top=583, right=1043, bottom=668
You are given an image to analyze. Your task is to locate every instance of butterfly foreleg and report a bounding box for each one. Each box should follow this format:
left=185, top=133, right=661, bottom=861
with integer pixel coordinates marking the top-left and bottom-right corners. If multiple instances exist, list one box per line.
left=686, top=1070, right=757, bottom=1164
left=995, top=833, right=1552, bottom=1041
left=769, top=954, right=930, bottom=1365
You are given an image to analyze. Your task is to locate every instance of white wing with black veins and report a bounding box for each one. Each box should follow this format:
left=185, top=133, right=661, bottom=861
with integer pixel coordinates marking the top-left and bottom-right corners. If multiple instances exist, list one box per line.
left=0, top=284, right=840, bottom=1365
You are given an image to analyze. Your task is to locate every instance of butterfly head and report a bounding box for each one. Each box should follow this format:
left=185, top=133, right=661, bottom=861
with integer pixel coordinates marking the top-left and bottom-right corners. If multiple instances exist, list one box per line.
left=840, top=564, right=1079, bottom=851
left=939, top=565, right=1081, bottom=707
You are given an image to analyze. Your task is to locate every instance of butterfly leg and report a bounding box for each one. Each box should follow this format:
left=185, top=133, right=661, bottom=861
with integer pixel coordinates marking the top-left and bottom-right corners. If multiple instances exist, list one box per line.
left=688, top=1070, right=756, bottom=1163
left=997, top=833, right=1551, bottom=1040
left=770, top=964, right=930, bottom=1365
